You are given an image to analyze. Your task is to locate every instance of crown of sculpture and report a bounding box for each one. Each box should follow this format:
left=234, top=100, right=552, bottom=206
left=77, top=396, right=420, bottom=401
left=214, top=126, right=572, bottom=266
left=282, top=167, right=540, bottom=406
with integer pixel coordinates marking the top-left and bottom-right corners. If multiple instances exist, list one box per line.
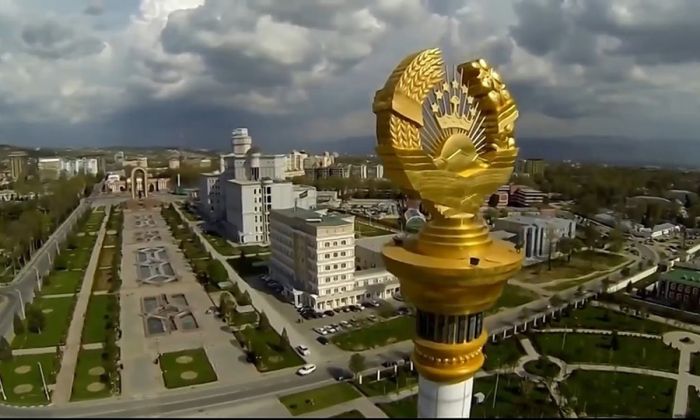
left=373, top=49, right=519, bottom=218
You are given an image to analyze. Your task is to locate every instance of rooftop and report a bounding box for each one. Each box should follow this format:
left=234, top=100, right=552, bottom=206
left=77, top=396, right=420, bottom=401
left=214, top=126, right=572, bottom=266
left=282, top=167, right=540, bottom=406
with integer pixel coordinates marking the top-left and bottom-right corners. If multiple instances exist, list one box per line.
left=356, top=234, right=396, bottom=254
left=273, top=207, right=351, bottom=227
left=662, top=267, right=700, bottom=287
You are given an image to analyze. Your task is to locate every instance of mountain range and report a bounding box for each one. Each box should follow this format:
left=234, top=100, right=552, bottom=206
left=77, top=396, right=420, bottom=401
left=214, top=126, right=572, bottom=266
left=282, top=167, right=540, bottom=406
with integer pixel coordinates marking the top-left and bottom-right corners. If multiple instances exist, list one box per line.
left=323, top=135, right=700, bottom=169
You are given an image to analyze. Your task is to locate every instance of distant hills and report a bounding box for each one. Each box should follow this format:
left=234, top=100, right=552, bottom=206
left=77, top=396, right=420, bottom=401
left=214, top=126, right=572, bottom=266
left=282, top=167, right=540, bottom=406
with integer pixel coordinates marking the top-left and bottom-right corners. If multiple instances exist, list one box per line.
left=324, top=135, right=700, bottom=169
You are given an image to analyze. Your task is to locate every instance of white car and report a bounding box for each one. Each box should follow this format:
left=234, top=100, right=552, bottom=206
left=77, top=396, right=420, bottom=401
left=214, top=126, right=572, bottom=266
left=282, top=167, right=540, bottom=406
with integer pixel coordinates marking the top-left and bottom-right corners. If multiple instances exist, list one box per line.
left=296, top=345, right=311, bottom=356
left=297, top=364, right=317, bottom=376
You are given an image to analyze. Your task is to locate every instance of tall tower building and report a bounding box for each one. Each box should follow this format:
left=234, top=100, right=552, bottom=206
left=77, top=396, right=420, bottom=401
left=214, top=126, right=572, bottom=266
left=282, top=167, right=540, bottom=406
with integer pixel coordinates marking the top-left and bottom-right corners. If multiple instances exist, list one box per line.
left=373, top=49, right=523, bottom=418
left=231, top=128, right=252, bottom=155
left=9, top=151, right=28, bottom=181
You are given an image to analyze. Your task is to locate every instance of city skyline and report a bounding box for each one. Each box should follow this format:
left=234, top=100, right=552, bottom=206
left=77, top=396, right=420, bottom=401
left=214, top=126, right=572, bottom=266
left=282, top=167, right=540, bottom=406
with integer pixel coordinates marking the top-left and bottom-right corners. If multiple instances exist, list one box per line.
left=0, top=0, right=698, bottom=151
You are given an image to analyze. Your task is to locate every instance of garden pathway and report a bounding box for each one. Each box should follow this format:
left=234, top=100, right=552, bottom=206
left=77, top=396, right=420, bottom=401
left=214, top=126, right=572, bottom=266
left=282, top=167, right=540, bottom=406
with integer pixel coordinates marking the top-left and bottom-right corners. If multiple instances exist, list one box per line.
left=52, top=205, right=110, bottom=404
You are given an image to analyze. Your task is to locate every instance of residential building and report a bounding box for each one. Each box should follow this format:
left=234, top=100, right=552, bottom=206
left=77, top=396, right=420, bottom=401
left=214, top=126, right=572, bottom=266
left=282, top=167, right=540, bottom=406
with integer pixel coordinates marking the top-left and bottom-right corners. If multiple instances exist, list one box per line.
left=518, top=159, right=547, bottom=177
left=494, top=215, right=576, bottom=265
left=367, top=163, right=384, bottom=179
left=37, top=157, right=64, bottom=180
left=8, top=151, right=28, bottom=181
left=269, top=209, right=399, bottom=310
left=510, top=186, right=546, bottom=207
left=286, top=150, right=308, bottom=177
left=198, top=171, right=223, bottom=220
left=640, top=223, right=681, bottom=239
left=303, top=152, right=335, bottom=170
left=654, top=266, right=700, bottom=310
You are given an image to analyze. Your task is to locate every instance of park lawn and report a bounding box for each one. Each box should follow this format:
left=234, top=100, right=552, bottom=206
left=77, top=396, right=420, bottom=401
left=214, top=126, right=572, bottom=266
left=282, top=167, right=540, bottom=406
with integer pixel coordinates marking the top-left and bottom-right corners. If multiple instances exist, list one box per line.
left=12, top=296, right=75, bottom=349
left=237, top=325, right=304, bottom=372
left=97, top=246, right=115, bottom=268
left=230, top=311, right=258, bottom=327
left=521, top=250, right=629, bottom=284
left=65, top=247, right=94, bottom=271
left=159, top=348, right=218, bottom=388
left=355, top=221, right=393, bottom=237
left=228, top=255, right=269, bottom=276
left=548, top=305, right=674, bottom=334
left=332, top=316, right=415, bottom=351
left=523, top=357, right=560, bottom=378
left=0, top=352, right=59, bottom=405
left=483, top=336, right=524, bottom=371
left=560, top=371, right=674, bottom=417
left=202, top=232, right=238, bottom=256
left=280, top=382, right=361, bottom=415
left=70, top=348, right=114, bottom=401
left=545, top=274, right=602, bottom=292
left=333, top=409, right=365, bottom=418
left=92, top=268, right=114, bottom=292
left=82, top=294, right=118, bottom=344
left=239, top=245, right=270, bottom=256
left=471, top=374, right=560, bottom=418
left=355, top=367, right=418, bottom=397
left=489, top=284, right=539, bottom=313
left=102, top=234, right=118, bottom=247
left=530, top=333, right=679, bottom=372
left=41, top=270, right=84, bottom=295
left=74, top=232, right=98, bottom=249
left=688, top=387, right=700, bottom=417
left=84, top=211, right=105, bottom=231
left=377, top=395, right=417, bottom=418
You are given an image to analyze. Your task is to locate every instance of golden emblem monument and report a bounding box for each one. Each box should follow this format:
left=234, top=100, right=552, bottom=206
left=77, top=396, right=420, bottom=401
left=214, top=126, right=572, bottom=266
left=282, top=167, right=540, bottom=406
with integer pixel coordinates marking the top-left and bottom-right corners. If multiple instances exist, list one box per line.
left=373, top=48, right=523, bottom=417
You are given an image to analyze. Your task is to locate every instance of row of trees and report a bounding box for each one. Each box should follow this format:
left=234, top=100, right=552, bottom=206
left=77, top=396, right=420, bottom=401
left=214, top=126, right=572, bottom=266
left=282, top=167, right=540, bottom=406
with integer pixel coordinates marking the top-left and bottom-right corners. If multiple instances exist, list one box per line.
left=291, top=175, right=399, bottom=200
left=0, top=174, right=98, bottom=278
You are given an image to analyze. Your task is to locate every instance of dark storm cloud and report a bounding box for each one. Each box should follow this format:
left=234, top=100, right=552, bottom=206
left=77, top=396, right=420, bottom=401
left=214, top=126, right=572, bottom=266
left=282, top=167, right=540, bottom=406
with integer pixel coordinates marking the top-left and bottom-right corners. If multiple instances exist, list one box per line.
left=84, top=0, right=104, bottom=16
left=509, top=0, right=568, bottom=57
left=20, top=20, right=105, bottom=59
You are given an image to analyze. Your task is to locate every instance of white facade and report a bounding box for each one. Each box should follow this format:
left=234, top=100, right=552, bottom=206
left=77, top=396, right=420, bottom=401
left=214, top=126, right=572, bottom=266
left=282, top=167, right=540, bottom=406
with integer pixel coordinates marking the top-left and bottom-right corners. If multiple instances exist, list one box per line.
left=286, top=150, right=308, bottom=177
left=418, top=376, right=474, bottom=418
left=168, top=158, right=181, bottom=169
left=270, top=213, right=400, bottom=310
left=198, top=172, right=223, bottom=220
left=223, top=179, right=316, bottom=244
left=494, top=215, right=576, bottom=265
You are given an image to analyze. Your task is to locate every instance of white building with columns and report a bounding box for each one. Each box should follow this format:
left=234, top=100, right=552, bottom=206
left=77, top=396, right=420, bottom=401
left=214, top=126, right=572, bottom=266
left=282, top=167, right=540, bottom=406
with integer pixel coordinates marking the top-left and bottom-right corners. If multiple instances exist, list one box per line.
left=269, top=209, right=400, bottom=310
left=494, top=215, right=576, bottom=265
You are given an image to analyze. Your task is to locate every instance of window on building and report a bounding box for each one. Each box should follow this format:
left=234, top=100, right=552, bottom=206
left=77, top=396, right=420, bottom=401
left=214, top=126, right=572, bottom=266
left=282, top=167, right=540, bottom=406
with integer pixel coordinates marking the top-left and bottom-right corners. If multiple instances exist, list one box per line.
left=333, top=252, right=338, bottom=257
left=325, top=265, right=330, bottom=271
left=341, top=240, right=346, bottom=245
left=333, top=241, right=337, bottom=246
left=333, top=264, right=338, bottom=269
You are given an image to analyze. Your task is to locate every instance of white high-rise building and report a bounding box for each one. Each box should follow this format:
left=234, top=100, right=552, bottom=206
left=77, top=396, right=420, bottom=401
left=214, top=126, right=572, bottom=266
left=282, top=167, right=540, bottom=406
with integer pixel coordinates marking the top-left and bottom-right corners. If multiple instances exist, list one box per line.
left=269, top=210, right=400, bottom=310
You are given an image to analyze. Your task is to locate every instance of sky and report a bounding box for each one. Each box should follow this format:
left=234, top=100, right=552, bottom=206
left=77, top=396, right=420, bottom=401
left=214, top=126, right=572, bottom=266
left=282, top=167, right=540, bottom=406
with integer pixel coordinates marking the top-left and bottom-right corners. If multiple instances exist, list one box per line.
left=0, top=0, right=699, bottom=153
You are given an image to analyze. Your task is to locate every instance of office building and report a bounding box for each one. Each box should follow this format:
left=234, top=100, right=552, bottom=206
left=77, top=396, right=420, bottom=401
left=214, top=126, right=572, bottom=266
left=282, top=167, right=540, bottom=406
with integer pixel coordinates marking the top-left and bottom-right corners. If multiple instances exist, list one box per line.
left=510, top=186, right=546, bottom=207
left=286, top=150, right=308, bottom=177
left=483, top=184, right=511, bottom=207
left=37, top=157, right=64, bottom=180
left=494, top=215, right=576, bottom=265
left=9, top=151, right=28, bottom=181
left=198, top=128, right=316, bottom=244
left=654, top=266, right=700, bottom=311
left=517, top=158, right=547, bottom=177
left=269, top=209, right=399, bottom=309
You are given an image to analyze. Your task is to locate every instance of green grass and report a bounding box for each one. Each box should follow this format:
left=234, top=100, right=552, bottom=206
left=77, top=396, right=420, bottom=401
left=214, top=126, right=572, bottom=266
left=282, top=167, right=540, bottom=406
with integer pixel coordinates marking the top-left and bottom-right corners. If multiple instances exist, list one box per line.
left=102, top=234, right=118, bottom=247
left=82, top=294, right=118, bottom=344
left=70, top=348, right=115, bottom=401
left=230, top=311, right=258, bottom=327
left=523, top=357, right=560, bottom=378
left=203, top=232, right=238, bottom=256
left=280, top=383, right=361, bottom=415
left=521, top=251, right=628, bottom=284
left=41, top=270, right=84, bottom=295
left=483, top=337, right=524, bottom=371
left=560, top=371, right=674, bottom=417
left=12, top=296, right=75, bottom=349
left=239, top=245, right=270, bottom=256
left=97, top=247, right=115, bottom=268
left=84, top=211, right=105, bottom=231
left=548, top=305, right=675, bottom=334
left=64, top=247, right=94, bottom=271
left=377, top=375, right=560, bottom=418
left=0, top=353, right=59, bottom=405
left=333, top=409, right=365, bottom=418
left=92, top=268, right=114, bottom=292
left=355, top=367, right=418, bottom=397
left=530, top=333, right=679, bottom=372
left=355, top=221, right=393, bottom=237
left=228, top=255, right=269, bottom=276
left=489, top=284, right=540, bottom=313
left=332, top=316, right=414, bottom=351
left=159, top=348, right=218, bottom=388
left=237, top=325, right=304, bottom=372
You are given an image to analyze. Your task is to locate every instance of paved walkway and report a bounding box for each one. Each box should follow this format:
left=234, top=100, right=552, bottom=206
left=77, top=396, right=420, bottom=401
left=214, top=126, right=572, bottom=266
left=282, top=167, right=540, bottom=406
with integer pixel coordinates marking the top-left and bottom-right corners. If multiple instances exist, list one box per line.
left=42, top=293, right=78, bottom=299
left=536, top=327, right=661, bottom=340
left=52, top=206, right=110, bottom=404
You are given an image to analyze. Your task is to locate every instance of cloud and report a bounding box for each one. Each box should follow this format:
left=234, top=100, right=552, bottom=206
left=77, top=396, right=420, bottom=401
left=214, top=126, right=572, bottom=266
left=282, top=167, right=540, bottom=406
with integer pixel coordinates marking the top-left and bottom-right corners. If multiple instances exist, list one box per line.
left=0, top=0, right=699, bottom=151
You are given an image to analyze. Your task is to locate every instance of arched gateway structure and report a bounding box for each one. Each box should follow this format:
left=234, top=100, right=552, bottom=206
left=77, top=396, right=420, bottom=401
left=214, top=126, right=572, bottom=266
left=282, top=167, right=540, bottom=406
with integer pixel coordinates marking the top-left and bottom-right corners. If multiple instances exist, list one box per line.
left=131, top=167, right=148, bottom=199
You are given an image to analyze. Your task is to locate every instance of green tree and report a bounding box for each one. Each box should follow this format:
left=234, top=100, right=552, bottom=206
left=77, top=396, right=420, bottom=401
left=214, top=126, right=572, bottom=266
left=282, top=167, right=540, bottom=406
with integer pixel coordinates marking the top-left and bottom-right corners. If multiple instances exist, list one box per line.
left=207, top=260, right=228, bottom=284
left=258, top=311, right=270, bottom=330
left=349, top=353, right=366, bottom=378
left=557, top=237, right=575, bottom=262
left=583, top=224, right=600, bottom=249
left=0, top=337, right=12, bottom=361
left=607, top=228, right=624, bottom=252
left=280, top=328, right=290, bottom=347
left=26, top=306, right=45, bottom=333
left=13, top=313, right=24, bottom=334
left=610, top=330, right=620, bottom=351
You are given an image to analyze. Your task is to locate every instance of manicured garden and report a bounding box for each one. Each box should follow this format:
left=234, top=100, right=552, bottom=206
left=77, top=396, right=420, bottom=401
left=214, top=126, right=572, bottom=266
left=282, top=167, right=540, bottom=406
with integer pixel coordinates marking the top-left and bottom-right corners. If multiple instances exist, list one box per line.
left=41, top=270, right=84, bottom=295
left=0, top=352, right=59, bottom=405
left=202, top=231, right=238, bottom=256
left=547, top=305, right=674, bottom=334
left=235, top=323, right=304, bottom=372
left=521, top=251, right=629, bottom=284
left=355, top=221, right=393, bottom=237
left=530, top=332, right=679, bottom=372
left=12, top=296, right=76, bottom=349
left=355, top=365, right=418, bottom=397
left=377, top=395, right=417, bottom=418
left=280, top=383, right=361, bottom=415
left=332, top=316, right=414, bottom=351
left=489, top=284, right=540, bottom=314
left=560, top=371, right=674, bottom=417
left=228, top=254, right=269, bottom=276
left=82, top=294, right=119, bottom=344
left=482, top=336, right=524, bottom=371
left=70, top=348, right=117, bottom=401
left=523, top=356, right=560, bottom=378
left=159, top=348, right=218, bottom=388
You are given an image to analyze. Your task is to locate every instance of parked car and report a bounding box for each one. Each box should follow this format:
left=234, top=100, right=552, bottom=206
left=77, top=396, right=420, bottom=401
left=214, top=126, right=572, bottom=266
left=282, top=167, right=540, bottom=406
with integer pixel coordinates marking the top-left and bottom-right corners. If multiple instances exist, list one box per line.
left=349, top=305, right=362, bottom=312
left=336, top=370, right=353, bottom=381
left=296, top=364, right=317, bottom=376
left=381, top=361, right=394, bottom=368
left=317, top=336, right=329, bottom=345
left=296, top=345, right=311, bottom=357
left=324, top=310, right=335, bottom=317
left=342, top=306, right=351, bottom=313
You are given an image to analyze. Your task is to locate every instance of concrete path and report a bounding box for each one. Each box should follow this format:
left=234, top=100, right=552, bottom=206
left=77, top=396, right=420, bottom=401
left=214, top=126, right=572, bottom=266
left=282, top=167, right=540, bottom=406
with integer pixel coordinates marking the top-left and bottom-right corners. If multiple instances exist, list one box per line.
left=42, top=293, right=78, bottom=299
left=13, top=346, right=60, bottom=355
left=536, top=327, right=661, bottom=340
left=565, top=363, right=678, bottom=380
left=52, top=206, right=110, bottom=404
